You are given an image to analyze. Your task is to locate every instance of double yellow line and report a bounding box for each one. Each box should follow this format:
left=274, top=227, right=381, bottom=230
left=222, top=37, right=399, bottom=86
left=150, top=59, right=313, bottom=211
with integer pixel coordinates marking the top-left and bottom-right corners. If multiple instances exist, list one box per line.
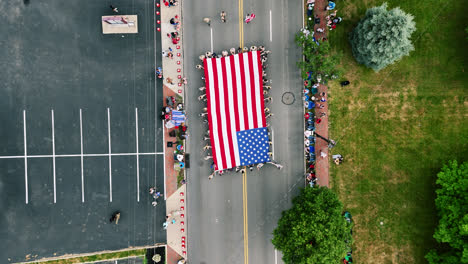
left=239, top=1, right=247, bottom=262
left=238, top=0, right=244, bottom=48
left=242, top=167, right=249, bottom=264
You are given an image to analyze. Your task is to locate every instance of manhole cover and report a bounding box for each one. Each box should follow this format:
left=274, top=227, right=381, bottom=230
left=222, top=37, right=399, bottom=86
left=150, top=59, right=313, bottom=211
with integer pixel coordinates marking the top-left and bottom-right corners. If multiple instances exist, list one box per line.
left=282, top=92, right=295, bottom=105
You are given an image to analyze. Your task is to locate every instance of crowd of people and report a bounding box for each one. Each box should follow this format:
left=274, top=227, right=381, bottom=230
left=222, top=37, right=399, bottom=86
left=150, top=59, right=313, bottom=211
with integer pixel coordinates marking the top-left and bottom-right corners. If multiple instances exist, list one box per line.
left=303, top=77, right=322, bottom=187
left=303, top=0, right=346, bottom=188
left=306, top=2, right=354, bottom=263
left=162, top=0, right=178, bottom=7
left=157, top=13, right=189, bottom=186
left=160, top=95, right=188, bottom=177
left=326, top=9, right=342, bottom=31
left=195, top=46, right=285, bottom=179
left=155, top=15, right=184, bottom=82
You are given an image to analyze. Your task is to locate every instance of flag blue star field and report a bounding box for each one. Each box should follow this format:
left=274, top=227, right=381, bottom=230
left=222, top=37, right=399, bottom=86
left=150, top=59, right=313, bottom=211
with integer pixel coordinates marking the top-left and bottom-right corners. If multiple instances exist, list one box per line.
left=203, top=51, right=270, bottom=170
left=237, top=128, right=271, bottom=166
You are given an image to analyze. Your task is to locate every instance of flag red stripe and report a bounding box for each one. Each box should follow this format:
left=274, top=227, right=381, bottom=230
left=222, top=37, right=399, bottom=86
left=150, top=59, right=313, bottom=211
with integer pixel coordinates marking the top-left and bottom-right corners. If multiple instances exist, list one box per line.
left=230, top=55, right=241, bottom=132
left=211, top=59, right=227, bottom=169
left=221, top=58, right=236, bottom=168
left=238, top=54, right=250, bottom=130
left=203, top=59, right=218, bottom=169
left=256, top=51, right=267, bottom=127
left=248, top=52, right=259, bottom=128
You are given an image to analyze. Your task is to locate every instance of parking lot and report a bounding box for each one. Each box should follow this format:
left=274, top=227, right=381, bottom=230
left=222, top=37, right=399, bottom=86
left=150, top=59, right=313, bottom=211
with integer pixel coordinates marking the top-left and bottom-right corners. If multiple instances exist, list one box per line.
left=0, top=0, right=165, bottom=262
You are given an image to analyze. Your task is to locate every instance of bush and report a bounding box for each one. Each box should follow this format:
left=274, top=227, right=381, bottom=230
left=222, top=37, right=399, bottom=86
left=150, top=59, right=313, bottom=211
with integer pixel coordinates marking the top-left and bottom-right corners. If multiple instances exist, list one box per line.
left=272, top=187, right=352, bottom=264
left=349, top=3, right=416, bottom=71
left=425, top=160, right=468, bottom=264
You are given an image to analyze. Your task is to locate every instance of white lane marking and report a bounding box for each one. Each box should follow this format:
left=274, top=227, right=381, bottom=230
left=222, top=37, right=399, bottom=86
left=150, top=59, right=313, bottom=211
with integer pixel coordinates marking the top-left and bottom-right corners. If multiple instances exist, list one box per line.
left=270, top=10, right=272, bottom=42
left=23, top=110, right=28, bottom=204
left=275, top=249, right=278, bottom=264
left=52, top=110, right=56, bottom=204
left=162, top=120, right=167, bottom=201
left=0, top=152, right=164, bottom=159
left=210, top=27, right=213, bottom=53
left=135, top=108, right=140, bottom=202
left=80, top=109, right=84, bottom=203
left=108, top=108, right=112, bottom=202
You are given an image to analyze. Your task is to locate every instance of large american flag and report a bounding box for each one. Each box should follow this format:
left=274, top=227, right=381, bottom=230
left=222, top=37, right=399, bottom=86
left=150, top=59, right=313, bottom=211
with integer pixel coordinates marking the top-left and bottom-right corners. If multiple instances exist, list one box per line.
left=203, top=51, right=270, bottom=171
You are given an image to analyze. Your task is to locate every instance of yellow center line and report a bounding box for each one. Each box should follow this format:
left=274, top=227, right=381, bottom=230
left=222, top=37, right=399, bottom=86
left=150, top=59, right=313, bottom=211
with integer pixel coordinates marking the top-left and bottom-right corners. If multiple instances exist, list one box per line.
left=242, top=167, right=248, bottom=264
left=239, top=1, right=246, bottom=262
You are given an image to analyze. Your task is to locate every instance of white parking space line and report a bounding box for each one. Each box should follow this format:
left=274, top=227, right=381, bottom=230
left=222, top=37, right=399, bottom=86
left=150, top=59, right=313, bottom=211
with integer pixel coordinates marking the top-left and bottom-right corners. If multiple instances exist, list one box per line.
left=275, top=249, right=278, bottom=264
left=108, top=108, right=112, bottom=202
left=210, top=27, right=213, bottom=53
left=135, top=108, right=140, bottom=202
left=270, top=10, right=272, bottom=42
left=80, top=109, right=84, bottom=203
left=52, top=110, right=56, bottom=203
left=10, top=106, right=164, bottom=205
left=23, top=110, right=28, bottom=204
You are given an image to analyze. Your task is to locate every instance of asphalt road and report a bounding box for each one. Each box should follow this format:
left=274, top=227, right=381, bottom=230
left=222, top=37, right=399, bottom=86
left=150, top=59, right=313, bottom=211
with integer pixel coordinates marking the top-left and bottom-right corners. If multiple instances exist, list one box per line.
left=183, top=0, right=304, bottom=263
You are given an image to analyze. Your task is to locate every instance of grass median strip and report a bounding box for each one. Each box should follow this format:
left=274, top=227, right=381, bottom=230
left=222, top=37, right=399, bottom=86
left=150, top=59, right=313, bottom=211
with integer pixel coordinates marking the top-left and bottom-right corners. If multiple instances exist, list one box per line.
left=28, top=249, right=146, bottom=264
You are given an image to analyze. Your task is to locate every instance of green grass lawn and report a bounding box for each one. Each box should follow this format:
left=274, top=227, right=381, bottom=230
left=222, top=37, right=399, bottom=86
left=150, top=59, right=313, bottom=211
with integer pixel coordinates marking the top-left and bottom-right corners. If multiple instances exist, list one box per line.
left=29, top=249, right=146, bottom=264
left=327, top=0, right=468, bottom=263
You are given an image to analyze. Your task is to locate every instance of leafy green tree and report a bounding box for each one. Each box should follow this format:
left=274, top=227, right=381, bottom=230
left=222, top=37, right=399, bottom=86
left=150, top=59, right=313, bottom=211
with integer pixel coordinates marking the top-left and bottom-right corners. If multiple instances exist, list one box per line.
left=425, top=160, right=468, bottom=264
left=295, top=31, right=342, bottom=83
left=349, top=3, right=416, bottom=71
left=272, top=187, right=351, bottom=264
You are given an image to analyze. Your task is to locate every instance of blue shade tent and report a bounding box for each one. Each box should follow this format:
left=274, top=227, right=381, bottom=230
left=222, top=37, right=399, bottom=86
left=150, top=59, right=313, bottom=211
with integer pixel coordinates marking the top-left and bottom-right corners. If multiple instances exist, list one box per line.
left=171, top=110, right=186, bottom=125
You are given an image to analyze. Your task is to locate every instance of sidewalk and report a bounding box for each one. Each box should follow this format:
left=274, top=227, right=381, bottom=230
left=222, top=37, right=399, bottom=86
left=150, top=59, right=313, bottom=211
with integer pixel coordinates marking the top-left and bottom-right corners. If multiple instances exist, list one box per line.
left=161, top=2, right=185, bottom=97
left=313, top=0, right=330, bottom=187
left=158, top=1, right=187, bottom=263
left=166, top=185, right=187, bottom=257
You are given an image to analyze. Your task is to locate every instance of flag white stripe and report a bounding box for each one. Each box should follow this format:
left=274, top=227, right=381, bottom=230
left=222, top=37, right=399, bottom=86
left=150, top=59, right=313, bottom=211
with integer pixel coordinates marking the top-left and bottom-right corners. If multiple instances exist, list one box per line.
left=216, top=58, right=232, bottom=168
left=252, top=52, right=263, bottom=127
left=225, top=58, right=241, bottom=166
left=243, top=53, right=254, bottom=129
left=206, top=60, right=223, bottom=168
left=234, top=55, right=245, bottom=131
